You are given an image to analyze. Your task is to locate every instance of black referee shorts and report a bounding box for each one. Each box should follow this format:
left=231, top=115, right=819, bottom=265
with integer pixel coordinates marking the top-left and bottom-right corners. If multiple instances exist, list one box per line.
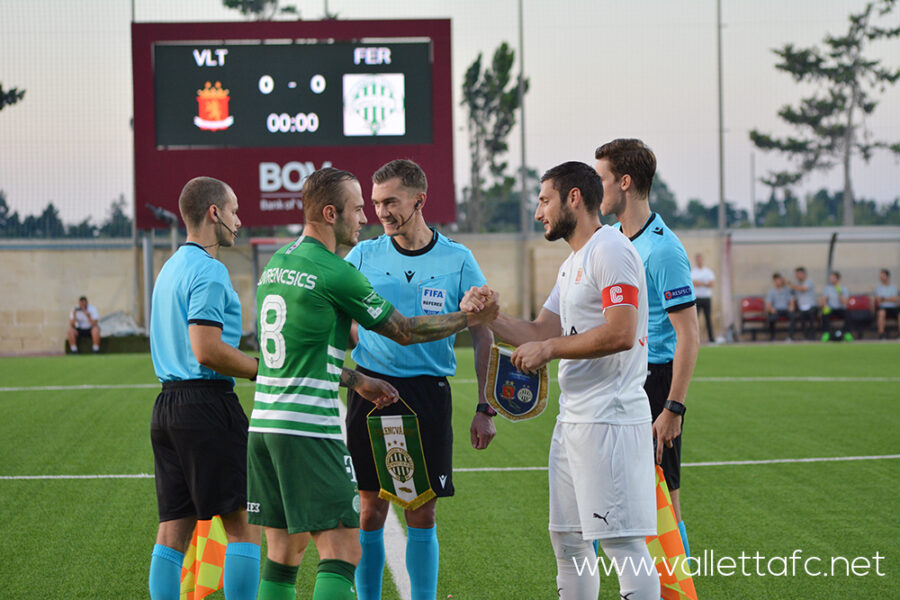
left=346, top=366, right=454, bottom=498
left=645, top=361, right=683, bottom=491
left=150, top=379, right=249, bottom=522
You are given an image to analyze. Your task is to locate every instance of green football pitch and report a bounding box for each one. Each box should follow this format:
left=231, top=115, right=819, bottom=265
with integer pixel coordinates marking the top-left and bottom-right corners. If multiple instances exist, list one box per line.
left=1, top=342, right=898, bottom=599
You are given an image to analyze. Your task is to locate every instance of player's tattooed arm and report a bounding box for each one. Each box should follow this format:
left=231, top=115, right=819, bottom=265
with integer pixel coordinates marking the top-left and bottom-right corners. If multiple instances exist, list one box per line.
left=340, top=367, right=362, bottom=390
left=340, top=367, right=399, bottom=409
left=372, top=309, right=469, bottom=346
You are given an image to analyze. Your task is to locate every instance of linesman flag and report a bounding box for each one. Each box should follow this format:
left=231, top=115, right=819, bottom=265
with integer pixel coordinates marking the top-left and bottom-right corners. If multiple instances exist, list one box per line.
left=645, top=466, right=698, bottom=600
left=180, top=516, right=227, bottom=600
left=367, top=400, right=436, bottom=510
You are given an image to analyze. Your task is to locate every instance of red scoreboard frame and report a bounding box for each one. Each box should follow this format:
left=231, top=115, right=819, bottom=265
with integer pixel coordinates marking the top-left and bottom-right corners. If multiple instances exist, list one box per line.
left=132, top=20, right=454, bottom=230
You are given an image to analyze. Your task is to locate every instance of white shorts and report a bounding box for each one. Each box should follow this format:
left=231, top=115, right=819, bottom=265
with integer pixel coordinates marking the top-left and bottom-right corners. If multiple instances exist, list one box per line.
left=548, top=421, right=656, bottom=540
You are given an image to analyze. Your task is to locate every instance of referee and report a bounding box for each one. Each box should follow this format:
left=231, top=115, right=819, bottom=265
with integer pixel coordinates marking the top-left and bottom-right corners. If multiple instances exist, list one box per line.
left=595, top=140, right=700, bottom=557
left=345, top=160, right=496, bottom=600
left=148, top=177, right=261, bottom=600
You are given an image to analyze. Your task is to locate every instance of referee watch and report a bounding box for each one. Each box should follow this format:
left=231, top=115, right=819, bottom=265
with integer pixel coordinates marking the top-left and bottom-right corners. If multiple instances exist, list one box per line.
left=663, top=400, right=686, bottom=416
left=476, top=402, right=497, bottom=417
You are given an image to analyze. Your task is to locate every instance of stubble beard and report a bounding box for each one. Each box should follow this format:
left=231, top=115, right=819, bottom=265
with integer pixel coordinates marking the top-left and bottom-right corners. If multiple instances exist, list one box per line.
left=544, top=205, right=577, bottom=242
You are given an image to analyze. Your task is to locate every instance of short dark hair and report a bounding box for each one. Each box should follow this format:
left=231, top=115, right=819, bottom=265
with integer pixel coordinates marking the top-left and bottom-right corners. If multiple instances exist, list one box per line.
left=881, top=268, right=890, bottom=277
left=373, top=159, right=427, bottom=193
left=79, top=296, right=87, bottom=302
left=540, top=161, right=603, bottom=213
left=795, top=266, right=806, bottom=274
left=773, top=272, right=782, bottom=280
left=831, top=270, right=841, bottom=279
left=301, top=167, right=358, bottom=221
left=594, top=138, right=657, bottom=197
left=179, top=177, right=232, bottom=228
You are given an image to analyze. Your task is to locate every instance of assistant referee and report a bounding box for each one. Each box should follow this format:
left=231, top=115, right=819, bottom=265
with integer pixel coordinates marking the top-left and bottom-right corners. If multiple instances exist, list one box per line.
left=148, top=177, right=260, bottom=600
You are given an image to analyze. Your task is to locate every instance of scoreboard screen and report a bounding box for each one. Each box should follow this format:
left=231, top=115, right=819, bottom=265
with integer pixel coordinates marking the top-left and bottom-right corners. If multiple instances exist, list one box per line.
left=153, top=41, right=433, bottom=148
left=133, top=20, right=453, bottom=229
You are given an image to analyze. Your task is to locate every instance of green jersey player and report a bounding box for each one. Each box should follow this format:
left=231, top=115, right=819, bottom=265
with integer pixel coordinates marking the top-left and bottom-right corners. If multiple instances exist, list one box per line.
left=248, top=167, right=498, bottom=600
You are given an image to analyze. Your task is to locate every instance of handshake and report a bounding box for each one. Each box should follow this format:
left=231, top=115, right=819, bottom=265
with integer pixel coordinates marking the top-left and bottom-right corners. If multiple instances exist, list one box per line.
left=461, top=285, right=500, bottom=326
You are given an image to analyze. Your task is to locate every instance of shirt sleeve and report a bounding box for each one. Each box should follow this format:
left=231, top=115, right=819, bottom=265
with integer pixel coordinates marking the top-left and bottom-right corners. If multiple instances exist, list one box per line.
left=88, top=306, right=99, bottom=320
left=457, top=248, right=488, bottom=300
left=647, top=241, right=696, bottom=312
left=332, top=262, right=395, bottom=330
left=187, top=264, right=228, bottom=328
left=587, top=237, right=643, bottom=309
left=543, top=283, right=560, bottom=315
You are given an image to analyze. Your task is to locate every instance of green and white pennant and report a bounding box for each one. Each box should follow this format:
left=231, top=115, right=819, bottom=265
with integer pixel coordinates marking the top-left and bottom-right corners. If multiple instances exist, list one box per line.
left=367, top=404, right=435, bottom=510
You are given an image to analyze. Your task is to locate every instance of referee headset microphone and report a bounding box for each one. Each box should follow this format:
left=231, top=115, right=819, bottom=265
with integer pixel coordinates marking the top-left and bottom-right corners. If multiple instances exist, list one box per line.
left=213, top=207, right=238, bottom=237
left=392, top=197, right=422, bottom=231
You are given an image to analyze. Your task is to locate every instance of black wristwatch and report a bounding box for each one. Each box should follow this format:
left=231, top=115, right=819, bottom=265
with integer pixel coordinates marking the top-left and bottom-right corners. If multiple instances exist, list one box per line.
left=663, top=400, right=686, bottom=416
left=476, top=403, right=497, bottom=417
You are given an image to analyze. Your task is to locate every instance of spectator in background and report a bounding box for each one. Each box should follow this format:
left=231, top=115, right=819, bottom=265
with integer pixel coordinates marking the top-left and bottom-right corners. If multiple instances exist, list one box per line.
left=67, top=295, right=100, bottom=353
left=765, top=273, right=795, bottom=341
left=820, top=271, right=849, bottom=337
left=789, top=267, right=817, bottom=340
left=875, top=268, right=899, bottom=339
left=691, top=253, right=715, bottom=343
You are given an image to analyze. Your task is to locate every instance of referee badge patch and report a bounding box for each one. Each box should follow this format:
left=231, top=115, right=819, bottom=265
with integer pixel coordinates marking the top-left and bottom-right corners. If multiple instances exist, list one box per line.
left=420, top=287, right=446, bottom=315
left=484, top=345, right=549, bottom=421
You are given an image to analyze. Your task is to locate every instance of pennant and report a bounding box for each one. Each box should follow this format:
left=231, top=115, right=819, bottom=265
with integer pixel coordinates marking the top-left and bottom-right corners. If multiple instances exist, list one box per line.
left=645, top=466, right=698, bottom=600
left=180, top=516, right=227, bottom=600
left=484, top=344, right=549, bottom=421
left=367, top=401, right=436, bottom=510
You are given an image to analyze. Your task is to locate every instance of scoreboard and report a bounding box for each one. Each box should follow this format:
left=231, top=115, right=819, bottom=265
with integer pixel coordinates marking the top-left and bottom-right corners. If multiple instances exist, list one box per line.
left=132, top=20, right=453, bottom=229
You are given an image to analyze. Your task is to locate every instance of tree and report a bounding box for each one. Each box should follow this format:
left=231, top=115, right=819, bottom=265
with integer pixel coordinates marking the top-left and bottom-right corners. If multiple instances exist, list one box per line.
left=472, top=168, right=542, bottom=233
left=98, top=195, right=133, bottom=238
left=0, top=83, right=26, bottom=111
left=649, top=176, right=681, bottom=228
left=0, top=191, right=22, bottom=236
left=21, top=203, right=65, bottom=238
left=222, top=0, right=297, bottom=19
left=750, top=0, right=900, bottom=225
left=460, top=43, right=529, bottom=232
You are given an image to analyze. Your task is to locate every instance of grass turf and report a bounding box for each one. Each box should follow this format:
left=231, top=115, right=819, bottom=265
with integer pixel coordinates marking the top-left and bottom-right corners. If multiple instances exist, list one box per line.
left=0, top=342, right=898, bottom=597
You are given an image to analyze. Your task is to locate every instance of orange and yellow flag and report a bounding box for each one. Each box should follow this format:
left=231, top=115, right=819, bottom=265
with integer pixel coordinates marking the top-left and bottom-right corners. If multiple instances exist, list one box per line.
left=180, top=516, right=227, bottom=600
left=645, top=465, right=699, bottom=600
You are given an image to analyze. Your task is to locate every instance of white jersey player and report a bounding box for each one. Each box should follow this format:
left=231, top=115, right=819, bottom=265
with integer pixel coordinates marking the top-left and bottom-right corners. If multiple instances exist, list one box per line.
left=463, top=161, right=660, bottom=600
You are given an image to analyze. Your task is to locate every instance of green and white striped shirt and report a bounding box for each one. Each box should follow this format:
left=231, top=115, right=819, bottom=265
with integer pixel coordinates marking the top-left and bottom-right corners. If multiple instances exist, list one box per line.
left=251, top=236, right=394, bottom=439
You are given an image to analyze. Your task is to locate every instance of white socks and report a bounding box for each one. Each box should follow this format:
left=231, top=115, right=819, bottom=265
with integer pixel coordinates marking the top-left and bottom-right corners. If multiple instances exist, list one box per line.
left=551, top=531, right=599, bottom=600
left=550, top=531, right=661, bottom=600
left=598, top=536, right=660, bottom=600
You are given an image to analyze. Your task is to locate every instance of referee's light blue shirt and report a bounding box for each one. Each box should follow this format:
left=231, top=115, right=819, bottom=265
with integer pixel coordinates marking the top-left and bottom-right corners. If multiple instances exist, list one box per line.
left=150, top=243, right=243, bottom=384
left=618, top=213, right=695, bottom=364
left=345, top=230, right=487, bottom=378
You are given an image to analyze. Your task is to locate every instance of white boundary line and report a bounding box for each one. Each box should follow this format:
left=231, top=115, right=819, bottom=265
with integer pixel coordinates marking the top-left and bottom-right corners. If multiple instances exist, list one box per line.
left=454, top=454, right=900, bottom=472
left=4, top=454, right=898, bottom=480
left=336, top=401, right=411, bottom=599
left=2, top=375, right=899, bottom=393
left=449, top=376, right=900, bottom=384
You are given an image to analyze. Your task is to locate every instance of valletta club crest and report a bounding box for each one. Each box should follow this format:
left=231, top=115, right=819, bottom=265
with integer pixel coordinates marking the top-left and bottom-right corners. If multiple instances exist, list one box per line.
left=194, top=81, right=234, bottom=131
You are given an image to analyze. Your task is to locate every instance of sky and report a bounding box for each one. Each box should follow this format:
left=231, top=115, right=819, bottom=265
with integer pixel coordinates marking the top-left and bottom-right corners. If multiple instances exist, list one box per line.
left=1, top=0, right=899, bottom=225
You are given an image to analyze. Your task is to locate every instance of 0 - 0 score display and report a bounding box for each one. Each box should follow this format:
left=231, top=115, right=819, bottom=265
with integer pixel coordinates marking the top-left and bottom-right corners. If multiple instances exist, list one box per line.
left=153, top=40, right=433, bottom=148
left=260, top=73, right=325, bottom=133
